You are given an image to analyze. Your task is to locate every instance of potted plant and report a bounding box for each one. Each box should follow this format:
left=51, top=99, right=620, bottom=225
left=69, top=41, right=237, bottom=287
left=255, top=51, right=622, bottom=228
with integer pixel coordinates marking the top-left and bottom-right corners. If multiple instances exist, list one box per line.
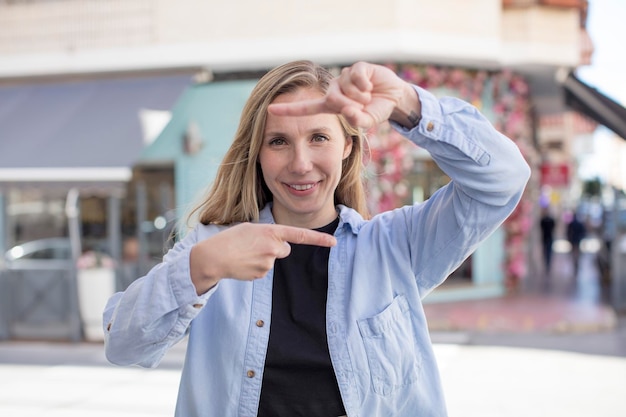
left=76, top=250, right=116, bottom=342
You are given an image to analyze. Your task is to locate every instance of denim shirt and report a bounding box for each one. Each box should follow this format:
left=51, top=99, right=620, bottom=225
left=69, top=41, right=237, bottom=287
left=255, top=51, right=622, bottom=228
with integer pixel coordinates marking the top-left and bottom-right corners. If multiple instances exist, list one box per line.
left=104, top=85, right=531, bottom=417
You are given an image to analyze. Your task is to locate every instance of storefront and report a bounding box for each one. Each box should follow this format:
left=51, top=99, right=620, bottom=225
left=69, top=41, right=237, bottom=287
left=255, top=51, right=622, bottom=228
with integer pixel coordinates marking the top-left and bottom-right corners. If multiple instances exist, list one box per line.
left=0, top=72, right=192, bottom=341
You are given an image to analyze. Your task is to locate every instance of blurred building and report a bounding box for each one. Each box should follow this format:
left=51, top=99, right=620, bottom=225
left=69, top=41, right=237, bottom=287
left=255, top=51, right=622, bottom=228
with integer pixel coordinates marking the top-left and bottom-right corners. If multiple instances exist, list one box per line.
left=0, top=0, right=614, bottom=339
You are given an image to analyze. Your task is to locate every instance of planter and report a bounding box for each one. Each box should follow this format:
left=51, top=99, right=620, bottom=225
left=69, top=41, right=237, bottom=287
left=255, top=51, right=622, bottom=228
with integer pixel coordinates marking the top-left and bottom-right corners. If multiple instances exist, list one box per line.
left=77, top=268, right=116, bottom=342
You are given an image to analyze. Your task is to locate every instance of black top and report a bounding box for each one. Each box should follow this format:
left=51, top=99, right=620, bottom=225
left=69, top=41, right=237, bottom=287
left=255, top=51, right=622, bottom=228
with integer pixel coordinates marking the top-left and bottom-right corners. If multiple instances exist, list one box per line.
left=540, top=215, right=555, bottom=244
left=257, top=217, right=345, bottom=417
left=567, top=215, right=586, bottom=245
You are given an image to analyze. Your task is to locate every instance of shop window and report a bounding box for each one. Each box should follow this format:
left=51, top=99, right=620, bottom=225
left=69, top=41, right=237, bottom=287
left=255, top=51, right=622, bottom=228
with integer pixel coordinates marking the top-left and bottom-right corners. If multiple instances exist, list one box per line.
left=7, top=188, right=67, bottom=245
left=124, top=164, right=176, bottom=276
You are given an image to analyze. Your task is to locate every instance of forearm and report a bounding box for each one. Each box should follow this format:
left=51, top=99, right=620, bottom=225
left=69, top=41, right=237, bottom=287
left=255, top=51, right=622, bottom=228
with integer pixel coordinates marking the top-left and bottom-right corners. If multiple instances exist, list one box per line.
left=104, top=236, right=212, bottom=367
left=385, top=85, right=531, bottom=291
left=393, top=85, right=530, bottom=206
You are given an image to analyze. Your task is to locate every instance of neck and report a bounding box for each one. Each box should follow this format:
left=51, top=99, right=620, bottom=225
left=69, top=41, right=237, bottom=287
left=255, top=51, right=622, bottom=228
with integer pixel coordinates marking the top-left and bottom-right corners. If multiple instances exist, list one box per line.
left=271, top=208, right=338, bottom=229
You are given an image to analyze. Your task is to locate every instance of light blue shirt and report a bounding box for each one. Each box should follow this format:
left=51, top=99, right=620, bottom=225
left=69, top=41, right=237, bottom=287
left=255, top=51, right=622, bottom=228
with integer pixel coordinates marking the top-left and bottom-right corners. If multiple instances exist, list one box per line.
left=104, top=85, right=530, bottom=417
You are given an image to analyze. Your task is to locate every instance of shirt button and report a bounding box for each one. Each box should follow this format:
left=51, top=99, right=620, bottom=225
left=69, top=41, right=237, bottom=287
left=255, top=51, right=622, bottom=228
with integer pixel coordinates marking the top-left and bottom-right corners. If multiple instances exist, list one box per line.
left=106, top=323, right=112, bottom=331
left=192, top=303, right=203, bottom=309
left=247, top=370, right=256, bottom=378
left=256, top=320, right=265, bottom=327
left=426, top=121, right=435, bottom=132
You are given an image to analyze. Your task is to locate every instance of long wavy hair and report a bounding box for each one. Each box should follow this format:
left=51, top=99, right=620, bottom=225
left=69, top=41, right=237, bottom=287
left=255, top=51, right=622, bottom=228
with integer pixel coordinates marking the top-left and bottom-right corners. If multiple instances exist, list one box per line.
left=188, top=60, right=370, bottom=226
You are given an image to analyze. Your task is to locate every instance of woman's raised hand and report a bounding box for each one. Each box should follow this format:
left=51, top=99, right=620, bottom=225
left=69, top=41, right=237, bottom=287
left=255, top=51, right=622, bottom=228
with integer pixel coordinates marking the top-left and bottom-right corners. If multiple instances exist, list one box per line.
left=268, top=61, right=420, bottom=129
left=190, top=223, right=336, bottom=294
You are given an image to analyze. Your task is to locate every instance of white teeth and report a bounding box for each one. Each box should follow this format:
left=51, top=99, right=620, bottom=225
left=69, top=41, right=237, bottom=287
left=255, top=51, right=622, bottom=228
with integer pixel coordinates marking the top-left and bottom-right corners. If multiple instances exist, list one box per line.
left=290, top=184, right=314, bottom=191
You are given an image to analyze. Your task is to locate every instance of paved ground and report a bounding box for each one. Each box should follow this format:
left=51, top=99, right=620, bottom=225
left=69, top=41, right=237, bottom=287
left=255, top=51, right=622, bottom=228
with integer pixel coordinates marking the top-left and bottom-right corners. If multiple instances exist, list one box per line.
left=1, top=339, right=625, bottom=417
left=436, top=314, right=626, bottom=358
left=426, top=246, right=626, bottom=358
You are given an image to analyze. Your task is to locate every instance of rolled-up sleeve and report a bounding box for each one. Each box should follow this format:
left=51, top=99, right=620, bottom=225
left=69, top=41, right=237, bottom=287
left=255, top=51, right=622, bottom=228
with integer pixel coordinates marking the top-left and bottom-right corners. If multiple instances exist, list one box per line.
left=389, top=85, right=531, bottom=294
left=392, top=85, right=531, bottom=206
left=103, top=226, right=216, bottom=367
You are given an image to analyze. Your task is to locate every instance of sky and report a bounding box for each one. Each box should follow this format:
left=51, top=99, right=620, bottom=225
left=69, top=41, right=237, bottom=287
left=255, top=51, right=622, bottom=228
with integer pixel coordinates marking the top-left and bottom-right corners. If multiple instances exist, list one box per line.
left=574, top=0, right=626, bottom=184
left=577, top=0, right=626, bottom=105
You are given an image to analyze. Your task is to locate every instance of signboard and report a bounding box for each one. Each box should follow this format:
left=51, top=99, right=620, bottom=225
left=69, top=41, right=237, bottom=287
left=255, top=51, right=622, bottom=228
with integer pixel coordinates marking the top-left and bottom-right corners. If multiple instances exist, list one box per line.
left=540, top=163, right=570, bottom=187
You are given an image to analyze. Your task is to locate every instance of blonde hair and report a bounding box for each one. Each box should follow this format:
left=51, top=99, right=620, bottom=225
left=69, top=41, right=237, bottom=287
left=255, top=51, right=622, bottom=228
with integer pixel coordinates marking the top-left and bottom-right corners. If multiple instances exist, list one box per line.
left=189, top=60, right=370, bottom=226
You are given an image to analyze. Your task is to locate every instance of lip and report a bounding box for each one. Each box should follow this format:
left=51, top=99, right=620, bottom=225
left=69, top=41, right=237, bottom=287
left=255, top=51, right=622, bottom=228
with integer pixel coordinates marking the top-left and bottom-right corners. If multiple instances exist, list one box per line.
left=284, top=181, right=319, bottom=195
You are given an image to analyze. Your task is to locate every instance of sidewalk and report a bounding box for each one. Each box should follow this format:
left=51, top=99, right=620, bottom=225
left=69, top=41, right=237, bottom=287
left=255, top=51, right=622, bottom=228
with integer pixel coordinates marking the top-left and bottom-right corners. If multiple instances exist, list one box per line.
left=0, top=339, right=625, bottom=417
left=0, top=347, right=180, bottom=417
left=424, top=248, right=619, bottom=334
left=424, top=293, right=618, bottom=333
left=425, top=246, right=626, bottom=358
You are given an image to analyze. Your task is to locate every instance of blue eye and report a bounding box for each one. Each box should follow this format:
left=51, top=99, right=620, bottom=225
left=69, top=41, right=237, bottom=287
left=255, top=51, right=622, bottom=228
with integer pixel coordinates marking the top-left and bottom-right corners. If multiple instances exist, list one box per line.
left=269, top=137, right=286, bottom=146
left=312, top=134, right=329, bottom=142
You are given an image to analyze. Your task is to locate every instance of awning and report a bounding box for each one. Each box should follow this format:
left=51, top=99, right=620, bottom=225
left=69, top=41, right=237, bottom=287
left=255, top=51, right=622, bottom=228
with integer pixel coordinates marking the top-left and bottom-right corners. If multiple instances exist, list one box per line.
left=139, top=79, right=257, bottom=211
left=562, top=72, right=626, bottom=141
left=0, top=73, right=193, bottom=185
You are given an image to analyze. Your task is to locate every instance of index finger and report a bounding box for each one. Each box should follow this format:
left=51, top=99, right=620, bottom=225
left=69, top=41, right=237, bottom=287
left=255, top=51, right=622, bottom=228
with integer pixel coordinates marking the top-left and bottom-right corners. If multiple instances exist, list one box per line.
left=272, top=224, right=337, bottom=247
left=267, top=97, right=329, bottom=117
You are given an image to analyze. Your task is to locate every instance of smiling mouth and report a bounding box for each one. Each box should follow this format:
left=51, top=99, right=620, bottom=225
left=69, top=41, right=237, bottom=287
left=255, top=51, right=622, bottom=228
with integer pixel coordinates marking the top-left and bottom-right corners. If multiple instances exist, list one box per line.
left=288, top=183, right=316, bottom=191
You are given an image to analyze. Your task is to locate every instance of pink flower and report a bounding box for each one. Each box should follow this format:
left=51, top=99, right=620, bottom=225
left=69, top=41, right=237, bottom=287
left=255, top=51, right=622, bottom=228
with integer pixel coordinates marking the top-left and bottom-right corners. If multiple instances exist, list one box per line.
left=77, top=251, right=116, bottom=270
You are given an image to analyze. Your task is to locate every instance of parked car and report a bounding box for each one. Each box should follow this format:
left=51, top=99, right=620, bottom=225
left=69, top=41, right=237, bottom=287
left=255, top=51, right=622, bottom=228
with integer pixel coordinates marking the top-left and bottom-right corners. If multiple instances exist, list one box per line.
left=3, top=238, right=73, bottom=270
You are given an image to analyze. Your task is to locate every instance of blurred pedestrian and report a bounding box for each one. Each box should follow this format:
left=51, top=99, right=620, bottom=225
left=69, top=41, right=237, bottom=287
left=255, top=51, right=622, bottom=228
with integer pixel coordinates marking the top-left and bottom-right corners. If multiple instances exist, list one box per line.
left=597, top=209, right=615, bottom=283
left=567, top=211, right=586, bottom=272
left=540, top=206, right=556, bottom=273
left=103, top=60, right=530, bottom=417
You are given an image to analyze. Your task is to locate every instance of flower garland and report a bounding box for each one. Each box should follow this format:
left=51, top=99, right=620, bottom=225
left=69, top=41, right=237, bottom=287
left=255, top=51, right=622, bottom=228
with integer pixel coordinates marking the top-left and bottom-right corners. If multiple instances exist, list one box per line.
left=364, top=63, right=538, bottom=290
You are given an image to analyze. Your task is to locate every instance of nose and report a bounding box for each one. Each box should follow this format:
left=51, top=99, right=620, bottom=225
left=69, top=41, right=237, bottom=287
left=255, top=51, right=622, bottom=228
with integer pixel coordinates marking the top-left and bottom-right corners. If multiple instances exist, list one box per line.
left=288, top=143, right=313, bottom=174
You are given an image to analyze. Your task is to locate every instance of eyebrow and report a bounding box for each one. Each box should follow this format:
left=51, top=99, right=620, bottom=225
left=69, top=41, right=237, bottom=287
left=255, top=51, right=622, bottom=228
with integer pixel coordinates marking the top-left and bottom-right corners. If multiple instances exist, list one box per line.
left=264, top=126, right=335, bottom=137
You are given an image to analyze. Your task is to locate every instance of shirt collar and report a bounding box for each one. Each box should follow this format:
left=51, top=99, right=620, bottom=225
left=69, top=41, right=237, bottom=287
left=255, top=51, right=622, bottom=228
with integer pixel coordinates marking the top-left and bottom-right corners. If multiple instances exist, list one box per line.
left=337, top=204, right=364, bottom=235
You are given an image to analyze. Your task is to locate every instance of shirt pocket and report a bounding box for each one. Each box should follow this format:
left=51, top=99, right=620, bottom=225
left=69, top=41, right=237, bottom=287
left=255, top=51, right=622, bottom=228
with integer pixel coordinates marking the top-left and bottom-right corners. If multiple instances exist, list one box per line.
left=357, top=294, right=422, bottom=396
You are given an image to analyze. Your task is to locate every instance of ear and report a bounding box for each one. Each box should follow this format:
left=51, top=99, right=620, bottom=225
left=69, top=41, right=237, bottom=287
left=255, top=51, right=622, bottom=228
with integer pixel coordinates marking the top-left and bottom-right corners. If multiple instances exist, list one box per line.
left=343, top=136, right=354, bottom=160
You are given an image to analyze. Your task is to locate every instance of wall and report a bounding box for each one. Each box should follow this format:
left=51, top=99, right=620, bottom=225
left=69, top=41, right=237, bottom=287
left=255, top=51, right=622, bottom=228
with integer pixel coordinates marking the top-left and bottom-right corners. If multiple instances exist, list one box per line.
left=501, top=6, right=581, bottom=65
left=0, top=0, right=580, bottom=77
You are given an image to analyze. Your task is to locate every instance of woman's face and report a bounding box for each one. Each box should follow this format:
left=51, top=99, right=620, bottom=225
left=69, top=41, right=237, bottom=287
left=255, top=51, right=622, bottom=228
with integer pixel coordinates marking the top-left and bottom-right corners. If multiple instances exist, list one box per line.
left=259, top=87, right=352, bottom=229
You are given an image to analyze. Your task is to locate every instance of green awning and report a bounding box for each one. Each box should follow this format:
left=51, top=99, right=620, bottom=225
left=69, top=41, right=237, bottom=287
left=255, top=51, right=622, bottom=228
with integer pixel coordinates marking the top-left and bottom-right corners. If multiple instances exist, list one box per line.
left=139, top=79, right=257, bottom=212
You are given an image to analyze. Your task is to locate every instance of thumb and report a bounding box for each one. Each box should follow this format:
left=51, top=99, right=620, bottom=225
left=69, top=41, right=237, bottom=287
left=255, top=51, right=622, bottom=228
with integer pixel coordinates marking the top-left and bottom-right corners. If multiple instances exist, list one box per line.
left=276, top=241, right=292, bottom=259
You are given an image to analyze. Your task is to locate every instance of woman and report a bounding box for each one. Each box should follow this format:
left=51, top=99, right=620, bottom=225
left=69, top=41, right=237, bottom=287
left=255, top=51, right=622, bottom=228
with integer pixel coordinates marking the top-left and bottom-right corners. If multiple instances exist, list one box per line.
left=104, top=61, right=530, bottom=416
